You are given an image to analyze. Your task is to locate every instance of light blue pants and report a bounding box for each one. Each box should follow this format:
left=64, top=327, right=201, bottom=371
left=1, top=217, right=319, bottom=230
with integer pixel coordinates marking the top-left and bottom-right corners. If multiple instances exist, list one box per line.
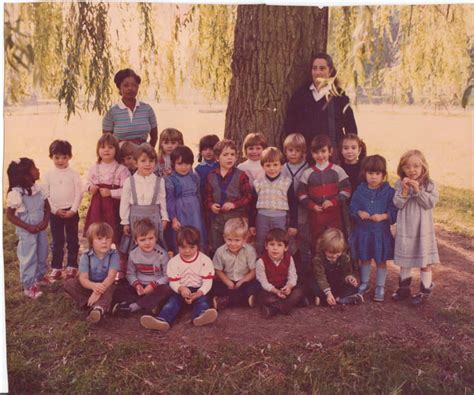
left=17, top=228, right=48, bottom=288
left=255, top=213, right=287, bottom=255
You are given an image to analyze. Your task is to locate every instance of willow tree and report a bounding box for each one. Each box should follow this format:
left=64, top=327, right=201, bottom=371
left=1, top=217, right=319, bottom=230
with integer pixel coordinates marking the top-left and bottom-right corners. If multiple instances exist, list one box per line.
left=224, top=5, right=328, bottom=150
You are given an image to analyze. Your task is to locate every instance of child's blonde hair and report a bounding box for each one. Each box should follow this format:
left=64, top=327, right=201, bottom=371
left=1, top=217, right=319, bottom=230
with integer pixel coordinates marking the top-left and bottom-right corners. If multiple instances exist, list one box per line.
left=316, top=228, right=346, bottom=254
left=96, top=134, right=120, bottom=162
left=397, top=149, right=431, bottom=187
left=86, top=222, right=114, bottom=249
left=283, top=133, right=307, bottom=154
left=242, top=132, right=267, bottom=156
left=260, top=147, right=284, bottom=165
left=158, top=128, right=184, bottom=156
left=223, top=217, right=248, bottom=239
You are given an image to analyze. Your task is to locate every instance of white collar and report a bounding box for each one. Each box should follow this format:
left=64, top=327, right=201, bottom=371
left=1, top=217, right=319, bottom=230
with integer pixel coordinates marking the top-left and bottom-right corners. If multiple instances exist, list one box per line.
left=310, top=83, right=330, bottom=102
left=117, top=98, right=141, bottom=111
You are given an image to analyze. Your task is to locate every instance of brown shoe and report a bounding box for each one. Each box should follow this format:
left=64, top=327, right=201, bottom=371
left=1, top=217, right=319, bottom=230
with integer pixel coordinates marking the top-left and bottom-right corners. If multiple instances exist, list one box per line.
left=193, top=309, right=218, bottom=327
left=212, top=296, right=230, bottom=311
left=248, top=294, right=256, bottom=308
left=261, top=305, right=278, bottom=319
left=86, top=307, right=103, bottom=324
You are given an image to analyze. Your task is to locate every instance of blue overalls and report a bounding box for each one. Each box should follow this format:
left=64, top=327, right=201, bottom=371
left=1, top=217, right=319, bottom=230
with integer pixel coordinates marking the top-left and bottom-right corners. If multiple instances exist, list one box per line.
left=15, top=190, right=48, bottom=288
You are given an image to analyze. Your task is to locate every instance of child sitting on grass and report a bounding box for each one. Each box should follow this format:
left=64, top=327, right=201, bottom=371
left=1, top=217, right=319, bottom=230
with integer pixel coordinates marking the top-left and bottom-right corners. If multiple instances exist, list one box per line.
left=140, top=226, right=217, bottom=331
left=212, top=218, right=260, bottom=310
left=310, top=228, right=363, bottom=306
left=111, top=218, right=172, bottom=316
left=256, top=228, right=305, bottom=318
left=63, top=222, right=119, bottom=324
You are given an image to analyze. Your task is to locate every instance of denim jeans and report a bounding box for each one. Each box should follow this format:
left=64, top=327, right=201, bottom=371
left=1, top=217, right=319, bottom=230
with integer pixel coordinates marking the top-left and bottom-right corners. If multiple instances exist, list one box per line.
left=50, top=212, right=79, bottom=269
left=158, top=287, right=210, bottom=324
left=255, top=213, right=287, bottom=255
left=211, top=279, right=261, bottom=306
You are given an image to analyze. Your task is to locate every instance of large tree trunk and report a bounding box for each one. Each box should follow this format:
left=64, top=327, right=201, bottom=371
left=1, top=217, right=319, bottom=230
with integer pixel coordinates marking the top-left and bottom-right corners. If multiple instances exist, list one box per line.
left=224, top=5, right=328, bottom=153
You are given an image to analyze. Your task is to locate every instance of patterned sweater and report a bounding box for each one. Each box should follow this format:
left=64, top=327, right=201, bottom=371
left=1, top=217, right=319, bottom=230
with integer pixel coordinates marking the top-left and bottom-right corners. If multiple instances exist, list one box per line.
left=167, top=252, right=215, bottom=295
left=126, top=245, right=169, bottom=288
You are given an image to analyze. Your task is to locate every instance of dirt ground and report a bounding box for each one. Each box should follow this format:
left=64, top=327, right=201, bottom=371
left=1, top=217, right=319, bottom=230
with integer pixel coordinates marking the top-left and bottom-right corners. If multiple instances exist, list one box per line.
left=73, top=226, right=473, bottom=353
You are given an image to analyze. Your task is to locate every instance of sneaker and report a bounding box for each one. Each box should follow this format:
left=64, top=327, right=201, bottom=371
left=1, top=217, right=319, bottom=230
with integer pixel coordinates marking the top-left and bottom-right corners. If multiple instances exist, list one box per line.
left=314, top=296, right=321, bottom=306
left=64, top=267, right=78, bottom=280
left=193, top=308, right=218, bottom=327
left=373, top=286, right=385, bottom=302
left=23, top=286, right=43, bottom=299
left=140, top=315, right=170, bottom=331
left=111, top=302, right=131, bottom=317
left=261, top=304, right=278, bottom=319
left=411, top=282, right=435, bottom=306
left=86, top=307, right=103, bottom=324
left=49, top=269, right=62, bottom=280
left=248, top=294, right=256, bottom=308
left=339, top=293, right=364, bottom=305
left=358, top=283, right=370, bottom=295
left=212, top=296, right=230, bottom=311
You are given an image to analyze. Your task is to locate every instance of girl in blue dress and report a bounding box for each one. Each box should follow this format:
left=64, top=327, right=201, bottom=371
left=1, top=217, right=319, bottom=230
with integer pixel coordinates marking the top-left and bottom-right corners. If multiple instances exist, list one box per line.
left=166, top=145, right=207, bottom=253
left=350, top=155, right=397, bottom=302
left=195, top=134, right=220, bottom=199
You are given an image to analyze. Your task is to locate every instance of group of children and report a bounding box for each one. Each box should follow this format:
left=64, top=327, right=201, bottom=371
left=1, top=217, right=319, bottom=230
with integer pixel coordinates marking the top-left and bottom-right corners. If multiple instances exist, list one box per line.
left=6, top=126, right=440, bottom=330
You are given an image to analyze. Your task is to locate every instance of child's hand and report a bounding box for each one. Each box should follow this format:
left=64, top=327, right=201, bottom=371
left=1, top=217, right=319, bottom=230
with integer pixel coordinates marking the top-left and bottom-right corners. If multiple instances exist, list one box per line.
left=187, top=290, right=203, bottom=303
left=143, top=284, right=155, bottom=295
left=287, top=227, right=298, bottom=237
left=56, top=209, right=67, bottom=218
left=26, top=224, right=39, bottom=234
left=123, top=225, right=130, bottom=236
left=89, top=185, right=99, bottom=195
left=167, top=251, right=174, bottom=258
left=211, top=203, right=221, bottom=214
left=326, top=291, right=337, bottom=306
left=370, top=213, right=387, bottom=222
left=249, top=227, right=257, bottom=236
left=63, top=210, right=76, bottom=219
left=401, top=178, right=411, bottom=195
left=235, top=280, right=245, bottom=289
left=38, top=220, right=49, bottom=231
left=358, top=210, right=370, bottom=220
left=272, top=287, right=286, bottom=299
left=164, top=168, right=172, bottom=177
left=87, top=291, right=101, bottom=306
left=221, top=202, right=235, bottom=212
left=281, top=284, right=293, bottom=295
left=407, top=179, right=420, bottom=193
left=162, top=220, right=168, bottom=231
left=322, top=200, right=333, bottom=209
left=313, top=205, right=323, bottom=212
left=345, top=275, right=358, bottom=287
left=172, top=218, right=181, bottom=231
left=99, top=188, right=111, bottom=197
left=225, top=279, right=236, bottom=290
left=94, top=283, right=107, bottom=294
left=136, top=284, right=145, bottom=296
left=179, top=287, right=191, bottom=299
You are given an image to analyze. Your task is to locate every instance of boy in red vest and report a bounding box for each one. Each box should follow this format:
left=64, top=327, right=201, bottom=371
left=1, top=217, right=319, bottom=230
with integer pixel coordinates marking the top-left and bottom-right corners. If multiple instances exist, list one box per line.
left=255, top=228, right=305, bottom=318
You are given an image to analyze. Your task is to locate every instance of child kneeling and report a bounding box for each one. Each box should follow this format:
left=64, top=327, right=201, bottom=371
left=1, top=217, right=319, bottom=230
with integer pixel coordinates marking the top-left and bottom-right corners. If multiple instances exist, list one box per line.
left=111, top=218, right=173, bottom=316
left=310, top=228, right=363, bottom=306
left=63, top=222, right=119, bottom=323
left=140, top=226, right=217, bottom=331
left=256, top=228, right=305, bottom=318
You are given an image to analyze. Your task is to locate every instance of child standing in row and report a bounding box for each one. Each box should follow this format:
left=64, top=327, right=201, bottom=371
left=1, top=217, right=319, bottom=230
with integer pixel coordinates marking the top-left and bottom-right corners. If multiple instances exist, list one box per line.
left=63, top=222, right=119, bottom=323
left=195, top=134, right=220, bottom=199
left=350, top=155, right=397, bottom=302
left=205, top=139, right=252, bottom=255
left=340, top=133, right=366, bottom=194
left=7, top=158, right=50, bottom=299
left=119, top=141, right=138, bottom=175
left=250, top=147, right=298, bottom=255
left=392, top=150, right=439, bottom=305
left=154, top=128, right=184, bottom=177
left=237, top=132, right=266, bottom=185
left=212, top=218, right=260, bottom=310
left=140, top=226, right=217, bottom=331
left=166, top=145, right=207, bottom=253
left=44, top=140, right=83, bottom=280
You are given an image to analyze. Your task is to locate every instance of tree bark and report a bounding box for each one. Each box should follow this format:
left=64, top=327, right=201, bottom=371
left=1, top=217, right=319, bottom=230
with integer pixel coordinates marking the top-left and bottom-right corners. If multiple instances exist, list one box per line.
left=224, top=5, right=328, bottom=153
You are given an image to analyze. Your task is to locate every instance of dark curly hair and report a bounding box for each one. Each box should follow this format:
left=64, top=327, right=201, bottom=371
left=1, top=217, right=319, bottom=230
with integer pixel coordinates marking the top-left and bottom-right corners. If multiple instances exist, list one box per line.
left=113, top=69, right=141, bottom=89
left=7, top=158, right=36, bottom=195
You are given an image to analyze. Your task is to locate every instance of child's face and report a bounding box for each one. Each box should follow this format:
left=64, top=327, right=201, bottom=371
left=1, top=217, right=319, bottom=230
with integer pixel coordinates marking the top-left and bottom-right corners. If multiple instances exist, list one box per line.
left=136, top=230, right=157, bottom=253
left=174, top=157, right=192, bottom=176
left=179, top=241, right=199, bottom=261
left=136, top=153, right=156, bottom=176
left=217, top=146, right=237, bottom=169
left=224, top=234, right=245, bottom=254
left=246, top=145, right=264, bottom=161
left=29, top=164, right=40, bottom=181
left=325, top=250, right=342, bottom=263
left=263, top=160, right=282, bottom=178
left=201, top=147, right=215, bottom=162
left=402, top=156, right=423, bottom=181
left=311, top=146, right=331, bottom=165
left=99, top=144, right=116, bottom=163
left=162, top=140, right=180, bottom=156
left=92, top=236, right=112, bottom=256
left=122, top=155, right=137, bottom=171
left=341, top=140, right=361, bottom=164
left=265, top=240, right=288, bottom=261
left=366, top=171, right=384, bottom=189
left=52, top=154, right=71, bottom=170
left=285, top=147, right=304, bottom=164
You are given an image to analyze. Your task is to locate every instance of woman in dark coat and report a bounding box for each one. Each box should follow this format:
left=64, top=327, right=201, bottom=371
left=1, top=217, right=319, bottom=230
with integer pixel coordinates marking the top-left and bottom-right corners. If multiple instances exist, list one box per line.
left=283, top=53, right=357, bottom=163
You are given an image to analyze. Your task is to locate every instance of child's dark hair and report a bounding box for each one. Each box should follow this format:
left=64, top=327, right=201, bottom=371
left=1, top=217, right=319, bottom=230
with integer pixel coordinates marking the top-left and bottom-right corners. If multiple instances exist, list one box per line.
left=265, top=228, right=289, bottom=246
left=311, top=135, right=332, bottom=153
left=96, top=134, right=120, bottom=162
left=171, top=145, right=194, bottom=168
left=361, top=155, right=387, bottom=178
left=86, top=222, right=114, bottom=249
left=340, top=134, right=367, bottom=162
left=7, top=158, right=36, bottom=195
left=198, top=134, right=220, bottom=162
left=49, top=140, right=72, bottom=158
left=134, top=143, right=157, bottom=162
left=177, top=226, right=200, bottom=247
left=133, top=218, right=156, bottom=239
left=120, top=141, right=138, bottom=160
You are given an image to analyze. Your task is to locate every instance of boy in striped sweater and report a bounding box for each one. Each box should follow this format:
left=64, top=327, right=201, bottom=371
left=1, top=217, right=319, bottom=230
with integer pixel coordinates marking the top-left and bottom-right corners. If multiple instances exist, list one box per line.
left=140, top=226, right=217, bottom=331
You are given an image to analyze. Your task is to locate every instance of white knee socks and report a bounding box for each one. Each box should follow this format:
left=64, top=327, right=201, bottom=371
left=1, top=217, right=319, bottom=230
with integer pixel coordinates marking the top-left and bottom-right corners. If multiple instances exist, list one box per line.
left=420, top=271, right=432, bottom=289
left=400, top=267, right=412, bottom=281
